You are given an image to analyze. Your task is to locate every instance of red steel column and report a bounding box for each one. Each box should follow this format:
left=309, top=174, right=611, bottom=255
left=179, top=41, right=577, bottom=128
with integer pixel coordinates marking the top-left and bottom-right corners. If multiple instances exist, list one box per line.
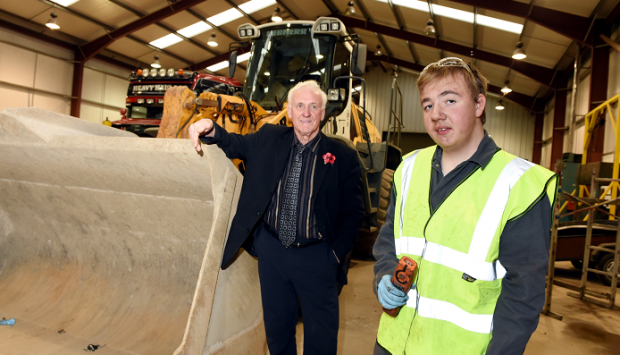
left=70, top=62, right=84, bottom=118
left=585, top=45, right=610, bottom=163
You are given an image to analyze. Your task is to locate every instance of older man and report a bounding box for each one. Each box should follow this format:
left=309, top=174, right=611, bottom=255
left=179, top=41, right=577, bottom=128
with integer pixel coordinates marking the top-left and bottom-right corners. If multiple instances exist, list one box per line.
left=373, top=58, right=557, bottom=355
left=190, top=80, right=364, bottom=355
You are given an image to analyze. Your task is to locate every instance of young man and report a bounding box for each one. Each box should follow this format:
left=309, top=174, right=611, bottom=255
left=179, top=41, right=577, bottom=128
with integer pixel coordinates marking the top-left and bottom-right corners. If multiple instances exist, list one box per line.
left=190, top=80, right=364, bottom=355
left=372, top=58, right=557, bottom=355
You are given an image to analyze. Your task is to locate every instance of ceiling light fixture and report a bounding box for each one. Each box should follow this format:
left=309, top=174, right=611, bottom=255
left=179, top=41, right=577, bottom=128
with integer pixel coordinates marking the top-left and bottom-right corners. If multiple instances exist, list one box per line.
left=46, top=13, right=60, bottom=30
left=375, top=44, right=382, bottom=56
left=208, top=33, right=218, bottom=47
left=151, top=55, right=161, bottom=68
left=495, top=99, right=505, bottom=110
left=424, top=19, right=436, bottom=36
left=512, top=42, right=526, bottom=60
left=345, top=1, right=356, bottom=16
left=271, top=7, right=282, bottom=22
left=501, top=81, right=512, bottom=94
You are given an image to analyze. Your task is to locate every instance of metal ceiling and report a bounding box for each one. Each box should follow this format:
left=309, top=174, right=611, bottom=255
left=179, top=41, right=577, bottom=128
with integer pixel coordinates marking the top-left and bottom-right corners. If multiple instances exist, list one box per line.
left=0, top=0, right=619, bottom=110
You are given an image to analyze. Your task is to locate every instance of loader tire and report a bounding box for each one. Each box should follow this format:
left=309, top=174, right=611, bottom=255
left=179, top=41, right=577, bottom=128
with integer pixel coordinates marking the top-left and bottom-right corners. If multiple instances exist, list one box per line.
left=377, top=169, right=395, bottom=227
left=352, top=169, right=394, bottom=260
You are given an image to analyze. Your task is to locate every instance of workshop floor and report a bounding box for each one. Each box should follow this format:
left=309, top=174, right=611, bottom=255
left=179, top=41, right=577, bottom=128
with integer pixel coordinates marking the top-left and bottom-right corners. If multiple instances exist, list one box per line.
left=295, top=260, right=620, bottom=354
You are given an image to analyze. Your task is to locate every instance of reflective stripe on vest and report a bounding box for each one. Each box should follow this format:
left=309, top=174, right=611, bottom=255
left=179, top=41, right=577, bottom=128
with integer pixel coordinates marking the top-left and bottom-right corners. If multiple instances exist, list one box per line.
left=399, top=150, right=420, bottom=239
left=398, top=155, right=535, bottom=282
left=395, top=237, right=507, bottom=282
left=406, top=290, right=494, bottom=334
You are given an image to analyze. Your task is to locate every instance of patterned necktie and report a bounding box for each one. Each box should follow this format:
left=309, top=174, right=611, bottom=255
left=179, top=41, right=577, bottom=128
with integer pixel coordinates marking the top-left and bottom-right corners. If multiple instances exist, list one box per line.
left=278, top=144, right=306, bottom=247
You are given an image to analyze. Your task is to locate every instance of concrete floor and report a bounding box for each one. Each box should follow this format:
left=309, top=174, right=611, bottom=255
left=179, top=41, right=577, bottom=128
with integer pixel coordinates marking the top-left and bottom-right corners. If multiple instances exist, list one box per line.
left=296, top=260, right=620, bottom=354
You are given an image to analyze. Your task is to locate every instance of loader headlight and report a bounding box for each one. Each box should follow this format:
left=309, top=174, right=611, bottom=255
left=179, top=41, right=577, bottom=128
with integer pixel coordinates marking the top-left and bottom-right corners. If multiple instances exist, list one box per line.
left=158, top=99, right=164, bottom=104
left=158, top=68, right=166, bottom=77
left=319, top=22, right=328, bottom=31
left=238, top=24, right=259, bottom=39
left=331, top=22, right=340, bottom=31
left=146, top=99, right=154, bottom=104
left=150, top=69, right=157, bottom=77
left=328, top=88, right=345, bottom=102
left=167, top=68, right=174, bottom=77
left=142, top=68, right=150, bottom=77
left=137, top=98, right=144, bottom=104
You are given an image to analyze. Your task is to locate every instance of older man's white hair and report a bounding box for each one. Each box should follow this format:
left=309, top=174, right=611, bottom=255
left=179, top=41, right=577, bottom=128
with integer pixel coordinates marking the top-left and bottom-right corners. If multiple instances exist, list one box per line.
left=287, top=80, right=327, bottom=109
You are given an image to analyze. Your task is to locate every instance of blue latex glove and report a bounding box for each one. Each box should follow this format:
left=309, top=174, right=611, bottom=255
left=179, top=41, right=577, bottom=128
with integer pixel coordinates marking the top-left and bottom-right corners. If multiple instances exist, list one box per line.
left=377, top=274, right=410, bottom=309
left=0, top=318, right=15, bottom=326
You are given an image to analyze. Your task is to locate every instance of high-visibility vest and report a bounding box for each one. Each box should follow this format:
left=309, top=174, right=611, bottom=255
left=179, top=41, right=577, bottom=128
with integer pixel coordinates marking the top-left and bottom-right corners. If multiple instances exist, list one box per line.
left=377, top=146, right=556, bottom=355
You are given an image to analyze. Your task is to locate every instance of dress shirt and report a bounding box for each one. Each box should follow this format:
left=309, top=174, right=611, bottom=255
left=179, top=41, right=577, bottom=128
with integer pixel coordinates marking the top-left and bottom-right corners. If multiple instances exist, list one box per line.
left=264, top=133, right=322, bottom=245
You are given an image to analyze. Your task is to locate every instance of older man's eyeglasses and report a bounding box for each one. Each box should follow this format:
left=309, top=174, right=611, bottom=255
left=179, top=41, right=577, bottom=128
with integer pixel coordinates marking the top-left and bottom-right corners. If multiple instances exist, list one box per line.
left=421, top=57, right=475, bottom=78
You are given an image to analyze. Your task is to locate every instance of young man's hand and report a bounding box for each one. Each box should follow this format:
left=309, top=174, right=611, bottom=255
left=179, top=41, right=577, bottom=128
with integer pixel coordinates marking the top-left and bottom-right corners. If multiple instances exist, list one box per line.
left=377, top=274, right=410, bottom=309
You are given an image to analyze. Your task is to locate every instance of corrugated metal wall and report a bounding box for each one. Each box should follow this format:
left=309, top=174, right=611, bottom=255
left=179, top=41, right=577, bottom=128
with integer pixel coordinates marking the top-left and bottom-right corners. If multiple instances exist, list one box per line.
left=364, top=67, right=535, bottom=160
left=540, top=32, right=620, bottom=167
left=0, top=26, right=129, bottom=124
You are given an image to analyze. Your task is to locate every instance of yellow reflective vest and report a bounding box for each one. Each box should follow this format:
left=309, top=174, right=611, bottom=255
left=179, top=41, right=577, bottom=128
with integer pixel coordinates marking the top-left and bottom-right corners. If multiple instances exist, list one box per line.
left=377, top=146, right=557, bottom=355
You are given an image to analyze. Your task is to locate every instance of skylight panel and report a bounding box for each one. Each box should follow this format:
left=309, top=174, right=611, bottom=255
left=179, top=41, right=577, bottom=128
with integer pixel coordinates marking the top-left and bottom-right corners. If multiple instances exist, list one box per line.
left=206, top=52, right=252, bottom=73
left=373, top=0, right=522, bottom=35
left=432, top=5, right=474, bottom=22
left=239, top=0, right=277, bottom=14
left=51, top=0, right=80, bottom=6
left=207, top=61, right=229, bottom=72
left=178, top=22, right=212, bottom=38
left=238, top=52, right=252, bottom=62
left=150, top=34, right=183, bottom=49
left=385, top=0, right=427, bottom=12
left=208, top=8, right=244, bottom=27
left=476, top=15, right=523, bottom=34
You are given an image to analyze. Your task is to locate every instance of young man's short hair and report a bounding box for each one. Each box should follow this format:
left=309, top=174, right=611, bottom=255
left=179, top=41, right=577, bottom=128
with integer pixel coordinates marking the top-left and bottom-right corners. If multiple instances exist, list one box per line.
left=417, top=58, right=489, bottom=124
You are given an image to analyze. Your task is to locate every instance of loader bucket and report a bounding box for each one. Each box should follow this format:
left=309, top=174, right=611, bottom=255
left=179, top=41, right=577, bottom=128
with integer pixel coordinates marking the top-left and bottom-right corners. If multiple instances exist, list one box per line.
left=0, top=108, right=266, bottom=355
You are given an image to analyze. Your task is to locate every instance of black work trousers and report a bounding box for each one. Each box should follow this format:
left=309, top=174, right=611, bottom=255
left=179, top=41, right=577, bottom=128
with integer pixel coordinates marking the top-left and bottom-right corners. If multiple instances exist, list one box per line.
left=254, top=223, right=340, bottom=355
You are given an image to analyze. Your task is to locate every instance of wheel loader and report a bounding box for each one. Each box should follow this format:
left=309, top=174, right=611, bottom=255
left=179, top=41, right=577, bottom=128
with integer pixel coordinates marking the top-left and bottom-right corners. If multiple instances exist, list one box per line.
left=159, top=17, right=403, bottom=252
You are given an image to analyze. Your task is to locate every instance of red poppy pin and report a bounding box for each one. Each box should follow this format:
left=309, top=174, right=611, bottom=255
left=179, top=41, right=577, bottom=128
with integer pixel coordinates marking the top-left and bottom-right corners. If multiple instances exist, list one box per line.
left=323, top=152, right=336, bottom=165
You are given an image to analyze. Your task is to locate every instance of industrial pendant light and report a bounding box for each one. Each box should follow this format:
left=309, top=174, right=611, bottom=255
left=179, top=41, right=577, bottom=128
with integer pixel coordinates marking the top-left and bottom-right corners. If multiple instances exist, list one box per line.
left=46, top=13, right=60, bottom=30
left=375, top=44, right=382, bottom=56
left=512, top=42, right=526, bottom=60
left=271, top=7, right=282, bottom=22
left=495, top=99, right=505, bottom=110
left=345, top=1, right=356, bottom=16
left=424, top=19, right=435, bottom=36
left=501, top=81, right=512, bottom=94
left=208, top=33, right=218, bottom=47
left=151, top=55, right=161, bottom=69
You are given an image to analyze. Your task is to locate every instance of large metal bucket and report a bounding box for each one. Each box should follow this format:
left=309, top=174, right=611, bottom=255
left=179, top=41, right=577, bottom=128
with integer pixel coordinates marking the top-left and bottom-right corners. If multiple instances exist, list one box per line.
left=0, top=108, right=266, bottom=355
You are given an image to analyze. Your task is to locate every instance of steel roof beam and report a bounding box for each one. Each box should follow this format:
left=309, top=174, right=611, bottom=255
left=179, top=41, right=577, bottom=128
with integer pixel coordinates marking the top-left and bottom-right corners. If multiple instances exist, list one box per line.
left=387, top=0, right=405, bottom=30
left=406, top=40, right=419, bottom=64
left=447, top=0, right=593, bottom=47
left=276, top=0, right=299, bottom=20
left=336, top=14, right=556, bottom=87
left=321, top=0, right=339, bottom=14
left=224, top=0, right=260, bottom=25
left=80, top=0, right=209, bottom=62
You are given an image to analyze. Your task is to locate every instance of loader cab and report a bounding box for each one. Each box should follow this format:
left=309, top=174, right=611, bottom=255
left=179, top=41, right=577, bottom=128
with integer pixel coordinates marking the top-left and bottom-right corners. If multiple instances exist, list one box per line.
left=237, top=19, right=354, bottom=135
